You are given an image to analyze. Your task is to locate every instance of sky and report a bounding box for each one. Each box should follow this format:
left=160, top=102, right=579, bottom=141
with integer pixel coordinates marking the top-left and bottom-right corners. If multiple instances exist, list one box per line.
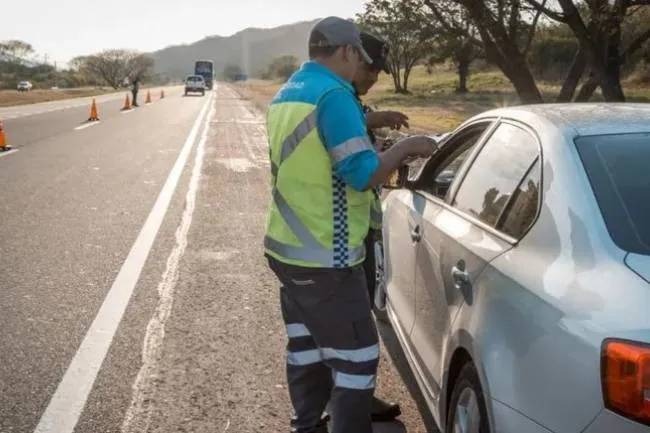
left=1, top=0, right=366, bottom=67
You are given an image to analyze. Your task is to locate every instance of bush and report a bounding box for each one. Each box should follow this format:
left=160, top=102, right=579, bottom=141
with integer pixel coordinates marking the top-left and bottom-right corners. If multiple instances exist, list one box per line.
left=528, top=26, right=578, bottom=81
left=265, top=55, right=299, bottom=81
left=223, top=64, right=244, bottom=82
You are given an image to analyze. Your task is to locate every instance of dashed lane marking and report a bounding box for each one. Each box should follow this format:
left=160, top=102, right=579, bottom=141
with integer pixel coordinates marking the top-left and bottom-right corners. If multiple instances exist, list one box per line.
left=33, top=92, right=214, bottom=433
left=0, top=149, right=19, bottom=158
left=74, top=122, right=101, bottom=131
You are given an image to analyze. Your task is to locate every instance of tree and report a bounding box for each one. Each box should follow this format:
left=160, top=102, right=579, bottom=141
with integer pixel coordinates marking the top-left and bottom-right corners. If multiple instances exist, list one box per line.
left=72, top=50, right=154, bottom=89
left=223, top=64, right=244, bottom=82
left=426, top=0, right=546, bottom=103
left=527, top=23, right=579, bottom=81
left=523, top=0, right=650, bottom=102
left=358, top=0, right=437, bottom=93
left=0, top=40, right=34, bottom=64
left=425, top=0, right=483, bottom=93
left=266, top=55, right=299, bottom=81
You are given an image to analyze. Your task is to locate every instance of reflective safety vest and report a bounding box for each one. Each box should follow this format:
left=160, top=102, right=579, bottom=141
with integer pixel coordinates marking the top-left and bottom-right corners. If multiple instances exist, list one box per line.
left=264, top=90, right=373, bottom=268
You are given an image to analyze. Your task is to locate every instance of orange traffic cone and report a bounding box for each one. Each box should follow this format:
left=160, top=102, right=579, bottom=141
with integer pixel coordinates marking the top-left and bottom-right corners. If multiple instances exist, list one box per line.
left=88, top=99, right=99, bottom=121
left=121, top=94, right=132, bottom=111
left=145, top=90, right=152, bottom=104
left=160, top=90, right=165, bottom=99
left=0, top=120, right=10, bottom=151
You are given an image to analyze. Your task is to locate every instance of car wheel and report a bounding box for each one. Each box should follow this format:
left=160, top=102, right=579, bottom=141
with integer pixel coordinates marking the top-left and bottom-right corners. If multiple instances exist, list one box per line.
left=446, top=363, right=490, bottom=433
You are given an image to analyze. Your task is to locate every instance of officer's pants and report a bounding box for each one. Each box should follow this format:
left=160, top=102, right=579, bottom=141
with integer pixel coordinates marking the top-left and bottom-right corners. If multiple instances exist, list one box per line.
left=268, top=257, right=379, bottom=433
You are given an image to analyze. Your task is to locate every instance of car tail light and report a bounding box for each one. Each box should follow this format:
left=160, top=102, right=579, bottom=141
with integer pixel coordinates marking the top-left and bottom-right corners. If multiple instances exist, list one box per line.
left=602, top=339, right=650, bottom=425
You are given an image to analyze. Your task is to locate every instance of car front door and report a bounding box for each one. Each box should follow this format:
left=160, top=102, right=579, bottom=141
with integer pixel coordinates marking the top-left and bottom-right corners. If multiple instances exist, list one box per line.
left=383, top=122, right=493, bottom=343
left=383, top=188, right=424, bottom=338
left=409, top=120, right=542, bottom=404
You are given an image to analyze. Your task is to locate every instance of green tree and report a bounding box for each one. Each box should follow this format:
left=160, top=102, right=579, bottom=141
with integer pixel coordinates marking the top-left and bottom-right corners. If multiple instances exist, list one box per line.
left=223, top=64, right=244, bottom=82
left=0, top=40, right=34, bottom=64
left=426, top=0, right=546, bottom=103
left=425, top=0, right=483, bottom=93
left=358, top=0, right=437, bottom=93
left=524, top=0, right=650, bottom=102
left=72, top=50, right=154, bottom=89
left=267, top=55, right=299, bottom=81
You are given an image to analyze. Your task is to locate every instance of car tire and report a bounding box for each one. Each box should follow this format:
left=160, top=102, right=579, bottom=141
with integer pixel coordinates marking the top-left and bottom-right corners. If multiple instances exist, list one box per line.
left=446, top=363, right=490, bottom=433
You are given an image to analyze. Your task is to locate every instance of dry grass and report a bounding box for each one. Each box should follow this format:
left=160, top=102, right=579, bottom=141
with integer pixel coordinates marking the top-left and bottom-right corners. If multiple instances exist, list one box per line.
left=0, top=87, right=119, bottom=107
left=233, top=80, right=282, bottom=113
left=233, top=66, right=650, bottom=134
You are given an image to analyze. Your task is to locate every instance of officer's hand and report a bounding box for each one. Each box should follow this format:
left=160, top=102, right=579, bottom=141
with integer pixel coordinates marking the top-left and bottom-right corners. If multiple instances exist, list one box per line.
left=366, top=111, right=410, bottom=130
left=397, top=135, right=438, bottom=159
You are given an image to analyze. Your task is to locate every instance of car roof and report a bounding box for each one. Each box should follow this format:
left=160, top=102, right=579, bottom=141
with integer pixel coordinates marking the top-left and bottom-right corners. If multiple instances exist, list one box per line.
left=474, top=103, right=650, bottom=136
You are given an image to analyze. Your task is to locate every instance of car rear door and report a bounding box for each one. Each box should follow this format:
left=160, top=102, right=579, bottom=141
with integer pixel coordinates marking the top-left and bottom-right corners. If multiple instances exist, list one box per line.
left=409, top=120, right=543, bottom=399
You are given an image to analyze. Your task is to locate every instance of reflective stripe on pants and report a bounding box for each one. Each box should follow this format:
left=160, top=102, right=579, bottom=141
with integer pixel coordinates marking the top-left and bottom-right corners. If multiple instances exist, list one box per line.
left=268, top=256, right=378, bottom=433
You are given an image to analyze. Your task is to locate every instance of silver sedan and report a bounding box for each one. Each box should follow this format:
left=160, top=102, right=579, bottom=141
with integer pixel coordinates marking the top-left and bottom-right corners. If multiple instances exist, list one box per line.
left=376, top=104, right=650, bottom=433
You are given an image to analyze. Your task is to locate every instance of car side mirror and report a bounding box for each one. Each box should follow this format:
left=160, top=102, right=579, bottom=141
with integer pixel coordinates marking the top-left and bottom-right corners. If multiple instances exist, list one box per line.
left=383, top=165, right=410, bottom=190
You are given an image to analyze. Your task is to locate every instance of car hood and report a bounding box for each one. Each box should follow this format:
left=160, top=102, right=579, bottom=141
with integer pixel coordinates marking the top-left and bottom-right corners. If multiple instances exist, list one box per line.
left=626, top=253, right=650, bottom=283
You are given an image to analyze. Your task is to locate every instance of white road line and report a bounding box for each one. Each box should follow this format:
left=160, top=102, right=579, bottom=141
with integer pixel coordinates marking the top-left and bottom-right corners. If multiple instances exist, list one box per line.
left=33, top=93, right=214, bottom=433
left=0, top=149, right=18, bottom=158
left=74, top=122, right=101, bottom=131
left=121, top=109, right=135, bottom=114
left=121, top=89, right=215, bottom=433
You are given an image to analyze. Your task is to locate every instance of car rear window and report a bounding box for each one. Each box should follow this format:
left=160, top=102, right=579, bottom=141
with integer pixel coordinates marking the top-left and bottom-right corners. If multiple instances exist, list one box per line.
left=576, top=133, right=650, bottom=255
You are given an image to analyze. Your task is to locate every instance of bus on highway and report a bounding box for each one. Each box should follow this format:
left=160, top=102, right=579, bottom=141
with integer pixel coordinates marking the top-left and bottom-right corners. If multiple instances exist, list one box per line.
left=194, top=60, right=214, bottom=90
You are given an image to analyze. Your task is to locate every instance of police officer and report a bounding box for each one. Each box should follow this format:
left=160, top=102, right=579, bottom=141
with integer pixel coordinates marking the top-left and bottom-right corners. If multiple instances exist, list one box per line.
left=354, top=32, right=408, bottom=423
left=264, top=17, right=437, bottom=433
left=131, top=76, right=140, bottom=107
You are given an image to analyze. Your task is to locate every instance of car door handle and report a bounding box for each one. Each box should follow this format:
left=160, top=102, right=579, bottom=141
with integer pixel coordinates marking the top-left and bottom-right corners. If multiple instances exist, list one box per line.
left=410, top=225, right=421, bottom=242
left=452, top=262, right=471, bottom=289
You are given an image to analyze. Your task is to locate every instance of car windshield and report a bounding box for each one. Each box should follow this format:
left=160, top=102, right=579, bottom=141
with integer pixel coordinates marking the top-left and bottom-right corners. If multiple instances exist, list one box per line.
left=187, top=77, right=202, bottom=82
left=576, top=133, right=650, bottom=255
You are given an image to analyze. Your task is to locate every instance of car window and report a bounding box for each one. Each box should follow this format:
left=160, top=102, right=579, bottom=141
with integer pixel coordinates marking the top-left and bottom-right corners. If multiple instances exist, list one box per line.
left=576, top=133, right=650, bottom=255
left=453, top=122, right=540, bottom=230
left=416, top=124, right=489, bottom=199
left=498, top=159, right=541, bottom=238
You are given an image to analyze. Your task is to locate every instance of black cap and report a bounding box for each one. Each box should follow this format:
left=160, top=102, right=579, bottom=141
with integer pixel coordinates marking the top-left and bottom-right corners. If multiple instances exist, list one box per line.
left=361, top=32, right=390, bottom=73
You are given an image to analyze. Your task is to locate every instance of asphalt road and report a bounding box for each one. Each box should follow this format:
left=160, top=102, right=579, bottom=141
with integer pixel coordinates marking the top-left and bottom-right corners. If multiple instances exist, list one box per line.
left=0, top=84, right=437, bottom=433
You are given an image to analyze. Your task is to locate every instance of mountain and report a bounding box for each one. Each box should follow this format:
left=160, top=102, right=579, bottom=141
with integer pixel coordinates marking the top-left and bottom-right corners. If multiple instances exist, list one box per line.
left=151, top=19, right=318, bottom=79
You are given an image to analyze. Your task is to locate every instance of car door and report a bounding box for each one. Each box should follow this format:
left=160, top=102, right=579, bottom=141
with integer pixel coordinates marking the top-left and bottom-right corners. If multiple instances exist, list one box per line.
left=409, top=120, right=542, bottom=401
left=383, top=188, right=424, bottom=337
left=383, top=122, right=493, bottom=342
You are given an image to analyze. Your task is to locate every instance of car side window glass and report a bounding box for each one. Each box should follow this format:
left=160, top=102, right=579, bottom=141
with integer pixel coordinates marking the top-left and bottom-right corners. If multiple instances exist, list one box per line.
left=498, top=159, right=541, bottom=238
left=453, top=123, right=539, bottom=229
left=419, top=130, right=484, bottom=199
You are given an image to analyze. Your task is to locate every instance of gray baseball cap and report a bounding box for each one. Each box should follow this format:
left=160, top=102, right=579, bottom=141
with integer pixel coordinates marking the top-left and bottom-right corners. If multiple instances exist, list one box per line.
left=309, top=17, right=374, bottom=65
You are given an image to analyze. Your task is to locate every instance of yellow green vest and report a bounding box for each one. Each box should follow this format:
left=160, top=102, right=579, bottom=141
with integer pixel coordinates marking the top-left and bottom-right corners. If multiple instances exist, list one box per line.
left=264, top=96, right=373, bottom=268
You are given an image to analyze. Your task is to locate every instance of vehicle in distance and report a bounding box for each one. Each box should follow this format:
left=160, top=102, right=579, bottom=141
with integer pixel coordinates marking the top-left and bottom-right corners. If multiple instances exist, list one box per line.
left=376, top=104, right=650, bottom=433
left=17, top=81, right=33, bottom=92
left=184, top=75, right=206, bottom=96
left=194, top=60, right=214, bottom=90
